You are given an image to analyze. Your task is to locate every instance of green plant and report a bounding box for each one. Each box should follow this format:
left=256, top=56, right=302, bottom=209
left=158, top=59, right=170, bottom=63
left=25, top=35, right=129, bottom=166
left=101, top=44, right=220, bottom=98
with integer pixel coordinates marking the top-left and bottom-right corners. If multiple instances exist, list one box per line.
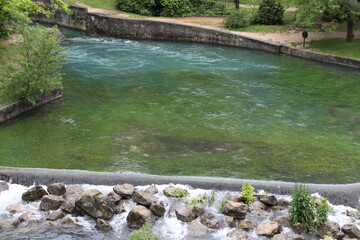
left=187, top=191, right=215, bottom=206
left=130, top=224, right=160, bottom=240
left=219, top=192, right=231, bottom=212
left=356, top=204, right=360, bottom=212
left=252, top=0, right=284, bottom=25
left=160, top=0, right=194, bottom=17
left=314, top=197, right=331, bottom=229
left=241, top=183, right=256, bottom=204
left=0, top=25, right=66, bottom=104
left=173, top=189, right=190, bottom=198
left=116, top=0, right=156, bottom=16
left=223, top=10, right=249, bottom=28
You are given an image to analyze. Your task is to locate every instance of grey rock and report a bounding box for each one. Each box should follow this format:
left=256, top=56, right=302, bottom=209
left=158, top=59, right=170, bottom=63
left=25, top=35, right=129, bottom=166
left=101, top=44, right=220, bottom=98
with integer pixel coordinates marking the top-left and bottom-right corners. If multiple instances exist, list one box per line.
left=132, top=190, right=158, bottom=207
left=291, top=223, right=308, bottom=234
left=61, top=202, right=76, bottom=214
left=113, top=184, right=134, bottom=199
left=22, top=186, right=48, bottom=201
left=273, top=214, right=290, bottom=228
left=258, top=195, right=278, bottom=206
left=222, top=201, right=249, bottom=219
left=239, top=218, right=255, bottom=231
left=46, top=211, right=65, bottom=221
left=272, top=234, right=287, bottom=240
left=292, top=233, right=305, bottom=240
left=342, top=224, right=360, bottom=238
left=144, top=185, right=158, bottom=195
left=346, top=210, right=360, bottom=218
left=200, top=212, right=220, bottom=229
left=227, top=231, right=249, bottom=240
left=75, top=189, right=116, bottom=220
left=256, top=221, right=282, bottom=237
left=225, top=216, right=236, bottom=228
left=163, top=186, right=189, bottom=198
left=107, top=192, right=121, bottom=204
left=126, top=205, right=156, bottom=228
left=175, top=206, right=196, bottom=222
left=315, top=221, right=342, bottom=239
left=114, top=203, right=126, bottom=214
left=12, top=212, right=33, bottom=227
left=192, top=204, right=206, bottom=217
left=149, top=201, right=166, bottom=217
left=96, top=218, right=113, bottom=231
left=251, top=209, right=271, bottom=218
left=6, top=204, right=26, bottom=213
left=250, top=201, right=267, bottom=211
left=64, top=185, right=84, bottom=203
left=277, top=199, right=290, bottom=206
left=187, top=221, right=208, bottom=237
left=0, top=182, right=9, bottom=193
left=40, top=195, right=64, bottom=211
left=47, top=183, right=66, bottom=196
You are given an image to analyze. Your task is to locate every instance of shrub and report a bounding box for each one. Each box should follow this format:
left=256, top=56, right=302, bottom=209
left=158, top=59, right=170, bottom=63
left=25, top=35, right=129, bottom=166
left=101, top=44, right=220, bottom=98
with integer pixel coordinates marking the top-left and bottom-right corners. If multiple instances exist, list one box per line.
left=356, top=204, right=360, bottom=212
left=314, top=197, right=330, bottom=229
left=191, top=0, right=226, bottom=16
left=130, top=224, right=160, bottom=240
left=187, top=191, right=215, bottom=206
left=241, top=183, right=256, bottom=204
left=252, top=0, right=284, bottom=25
left=160, top=0, right=194, bottom=17
left=223, top=10, right=249, bottom=29
left=116, top=0, right=156, bottom=16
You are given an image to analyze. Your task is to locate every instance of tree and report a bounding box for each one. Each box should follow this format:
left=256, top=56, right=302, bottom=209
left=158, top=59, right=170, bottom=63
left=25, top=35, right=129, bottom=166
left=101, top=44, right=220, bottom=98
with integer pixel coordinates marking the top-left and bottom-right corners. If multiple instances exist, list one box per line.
left=0, top=25, right=66, bottom=104
left=295, top=0, right=359, bottom=43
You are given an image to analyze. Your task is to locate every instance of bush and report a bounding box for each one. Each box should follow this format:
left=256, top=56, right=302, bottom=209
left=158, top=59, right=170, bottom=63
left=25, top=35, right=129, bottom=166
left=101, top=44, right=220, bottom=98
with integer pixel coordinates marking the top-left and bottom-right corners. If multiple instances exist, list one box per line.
left=0, top=25, right=65, bottom=104
left=241, top=183, right=256, bottom=205
left=130, top=224, right=160, bottom=240
left=223, top=10, right=249, bottom=29
left=160, top=0, right=194, bottom=17
left=252, top=0, right=284, bottom=25
left=191, top=0, right=226, bottom=16
left=116, top=0, right=156, bottom=16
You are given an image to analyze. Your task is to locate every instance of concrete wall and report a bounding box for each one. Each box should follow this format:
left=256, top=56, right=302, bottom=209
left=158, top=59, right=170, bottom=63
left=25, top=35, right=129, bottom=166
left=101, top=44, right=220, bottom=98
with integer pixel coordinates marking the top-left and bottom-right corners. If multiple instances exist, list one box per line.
left=0, top=90, right=62, bottom=124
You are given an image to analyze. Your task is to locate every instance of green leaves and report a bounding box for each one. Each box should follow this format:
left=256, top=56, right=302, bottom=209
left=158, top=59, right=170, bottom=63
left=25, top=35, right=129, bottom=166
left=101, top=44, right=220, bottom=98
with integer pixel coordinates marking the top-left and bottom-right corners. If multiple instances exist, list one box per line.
left=241, top=183, right=256, bottom=205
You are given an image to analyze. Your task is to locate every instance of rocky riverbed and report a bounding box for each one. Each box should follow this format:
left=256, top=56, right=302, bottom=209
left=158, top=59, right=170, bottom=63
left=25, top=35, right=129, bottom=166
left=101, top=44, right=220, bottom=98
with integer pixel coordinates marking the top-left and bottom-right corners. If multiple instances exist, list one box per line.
left=0, top=181, right=359, bottom=240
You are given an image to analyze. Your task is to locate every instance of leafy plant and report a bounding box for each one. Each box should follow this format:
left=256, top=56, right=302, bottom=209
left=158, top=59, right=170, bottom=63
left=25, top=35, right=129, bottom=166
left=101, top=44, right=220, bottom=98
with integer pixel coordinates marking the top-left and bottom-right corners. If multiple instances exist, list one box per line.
left=241, top=183, right=256, bottom=204
left=160, top=0, right=193, bottom=17
left=252, top=0, right=284, bottom=25
left=314, top=197, right=331, bottom=229
left=130, top=224, right=160, bottom=240
left=187, top=191, right=215, bottom=206
left=219, top=192, right=232, bottom=212
left=116, top=0, right=156, bottom=16
left=223, top=10, right=249, bottom=28
left=356, top=204, right=360, bottom=212
left=173, top=189, right=190, bottom=198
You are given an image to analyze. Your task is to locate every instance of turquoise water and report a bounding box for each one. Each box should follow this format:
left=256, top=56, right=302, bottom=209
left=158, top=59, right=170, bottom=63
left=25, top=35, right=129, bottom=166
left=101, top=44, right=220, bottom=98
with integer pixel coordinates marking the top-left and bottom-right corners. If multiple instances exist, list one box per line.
left=0, top=36, right=359, bottom=184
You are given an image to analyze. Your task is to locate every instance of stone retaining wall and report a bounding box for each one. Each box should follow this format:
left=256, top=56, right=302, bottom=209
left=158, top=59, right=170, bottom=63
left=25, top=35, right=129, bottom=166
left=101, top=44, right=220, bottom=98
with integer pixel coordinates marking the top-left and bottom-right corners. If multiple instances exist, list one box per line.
left=0, top=90, right=62, bottom=124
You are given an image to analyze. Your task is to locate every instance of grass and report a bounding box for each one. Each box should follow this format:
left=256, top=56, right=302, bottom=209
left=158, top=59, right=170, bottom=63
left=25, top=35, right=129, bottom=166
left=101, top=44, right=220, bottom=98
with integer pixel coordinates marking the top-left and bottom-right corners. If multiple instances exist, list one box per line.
left=306, top=38, right=360, bottom=59
left=64, top=0, right=117, bottom=10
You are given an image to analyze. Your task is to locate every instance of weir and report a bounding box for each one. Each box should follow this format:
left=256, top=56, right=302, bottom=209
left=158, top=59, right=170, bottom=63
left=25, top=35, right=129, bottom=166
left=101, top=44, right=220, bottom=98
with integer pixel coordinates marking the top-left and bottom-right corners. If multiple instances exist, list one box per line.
left=1, top=167, right=359, bottom=207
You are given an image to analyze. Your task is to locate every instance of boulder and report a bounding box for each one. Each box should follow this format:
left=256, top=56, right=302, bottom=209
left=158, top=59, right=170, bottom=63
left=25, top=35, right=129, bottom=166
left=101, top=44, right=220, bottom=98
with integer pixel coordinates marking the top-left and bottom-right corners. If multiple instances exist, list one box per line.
left=346, top=210, right=360, bottom=218
left=250, top=209, right=271, bottom=218
left=75, top=189, right=116, bottom=220
left=239, top=218, right=255, bottom=231
left=292, top=233, right=305, bottom=240
left=64, top=185, right=84, bottom=203
left=61, top=202, right=76, bottom=214
left=291, top=223, right=308, bottom=234
left=12, top=212, right=33, bottom=227
left=272, top=234, right=287, bottom=240
left=175, top=206, right=196, bottom=222
left=256, top=221, right=282, bottom=237
left=250, top=201, right=267, bottom=211
left=225, top=216, right=236, bottom=228
left=273, top=214, right=290, bottom=228
left=144, top=185, right=158, bottom=195
left=341, top=224, right=360, bottom=238
left=132, top=190, right=158, bottom=207
left=200, top=212, right=220, bottom=229
left=126, top=205, right=156, bottom=228
left=6, top=204, right=26, bottom=213
left=115, top=203, right=126, bottom=214
left=46, top=211, right=65, bottom=221
left=0, top=181, right=9, bottom=193
left=192, top=204, right=205, bottom=217
left=107, top=192, right=121, bottom=204
left=47, top=183, right=66, bottom=196
left=22, top=185, right=48, bottom=201
left=163, top=186, right=189, bottom=198
left=258, top=195, right=278, bottom=206
left=227, top=231, right=249, bottom=240
left=187, top=221, right=208, bottom=238
left=113, top=184, right=134, bottom=199
left=96, top=218, right=113, bottom=231
left=277, top=199, right=290, bottom=206
left=56, top=29, right=67, bottom=42
left=222, top=201, right=249, bottom=219
left=149, top=201, right=166, bottom=217
left=315, top=221, right=342, bottom=239
left=40, top=195, right=64, bottom=211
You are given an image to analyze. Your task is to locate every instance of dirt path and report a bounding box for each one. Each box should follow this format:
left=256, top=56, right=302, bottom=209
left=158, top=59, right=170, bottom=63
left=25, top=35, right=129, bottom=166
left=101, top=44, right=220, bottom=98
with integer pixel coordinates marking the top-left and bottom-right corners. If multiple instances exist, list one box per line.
left=73, top=1, right=360, bottom=46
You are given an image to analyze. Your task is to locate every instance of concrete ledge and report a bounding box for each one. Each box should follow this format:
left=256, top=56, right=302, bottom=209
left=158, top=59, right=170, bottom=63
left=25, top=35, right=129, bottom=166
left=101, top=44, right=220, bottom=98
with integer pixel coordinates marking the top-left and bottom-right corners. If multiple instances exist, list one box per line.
left=1, top=167, right=359, bottom=207
left=0, top=89, right=62, bottom=124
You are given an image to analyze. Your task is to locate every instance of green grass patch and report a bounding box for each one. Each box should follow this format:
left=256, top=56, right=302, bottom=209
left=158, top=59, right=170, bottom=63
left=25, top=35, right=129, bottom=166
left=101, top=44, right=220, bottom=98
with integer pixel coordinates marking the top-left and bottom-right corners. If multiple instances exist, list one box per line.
left=64, top=0, right=117, bottom=10
left=306, top=38, right=360, bottom=59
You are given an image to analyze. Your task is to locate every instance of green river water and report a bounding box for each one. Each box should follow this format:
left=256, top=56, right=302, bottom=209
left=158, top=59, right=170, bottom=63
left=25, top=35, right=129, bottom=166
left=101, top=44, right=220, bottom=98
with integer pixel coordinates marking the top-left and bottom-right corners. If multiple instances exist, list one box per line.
left=0, top=33, right=359, bottom=184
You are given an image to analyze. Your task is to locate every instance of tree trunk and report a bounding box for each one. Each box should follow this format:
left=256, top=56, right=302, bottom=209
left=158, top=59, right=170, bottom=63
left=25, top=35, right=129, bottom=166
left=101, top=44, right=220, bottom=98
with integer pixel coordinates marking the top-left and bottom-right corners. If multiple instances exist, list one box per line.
left=346, top=19, right=355, bottom=43
left=234, top=0, right=240, bottom=10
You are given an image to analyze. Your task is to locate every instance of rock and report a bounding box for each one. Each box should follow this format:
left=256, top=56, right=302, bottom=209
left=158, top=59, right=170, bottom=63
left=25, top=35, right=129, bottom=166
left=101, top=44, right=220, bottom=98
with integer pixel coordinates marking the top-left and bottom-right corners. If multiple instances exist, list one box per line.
left=200, top=212, right=220, bottom=229
left=239, top=218, right=255, bottom=231
left=132, top=190, right=158, bottom=207
left=163, top=186, right=189, bottom=198
left=40, top=195, right=64, bottom=211
left=64, top=185, right=84, bottom=203
left=12, top=212, right=33, bottom=227
left=346, top=210, right=360, bottom=218
left=46, top=211, right=65, bottom=221
left=291, top=223, right=308, bottom=234
left=6, top=204, right=26, bottom=213
left=250, top=201, right=267, bottom=211
left=292, top=233, right=305, bottom=240
left=149, top=201, right=166, bottom=217
left=272, top=234, right=287, bottom=240
left=277, top=199, right=290, bottom=206
left=61, top=202, right=76, bottom=214
left=47, top=183, right=66, bottom=196
left=56, top=29, right=67, bottom=42
left=114, top=203, right=126, bottom=214
left=341, top=224, right=360, bottom=238
left=126, top=205, right=156, bottom=228
left=75, top=189, right=116, bottom=220
left=227, top=231, right=249, bottom=240
left=0, top=182, right=9, bottom=193
left=313, top=197, right=323, bottom=206
left=144, top=185, right=158, bottom=195
left=192, top=204, right=205, bottom=217
left=271, top=205, right=287, bottom=211
left=107, top=192, right=121, bottom=204
left=61, top=217, right=75, bottom=225
left=256, top=221, right=282, bottom=237
left=251, top=209, right=271, bottom=218
left=113, top=184, right=134, bottom=199
left=225, top=216, right=236, bottom=228
left=175, top=206, right=196, bottom=222
left=273, top=214, right=290, bottom=228
left=95, top=218, right=113, bottom=231
left=258, top=195, right=278, bottom=206
left=187, top=221, right=208, bottom=237
left=22, top=185, right=48, bottom=201
left=234, top=195, right=245, bottom=202
left=222, top=201, right=249, bottom=219
left=315, top=221, right=342, bottom=239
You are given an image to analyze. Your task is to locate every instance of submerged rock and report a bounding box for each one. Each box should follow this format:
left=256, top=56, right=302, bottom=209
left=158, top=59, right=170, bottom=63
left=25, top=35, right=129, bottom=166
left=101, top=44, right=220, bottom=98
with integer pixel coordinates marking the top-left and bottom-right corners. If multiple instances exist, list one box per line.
left=249, top=201, right=267, bottom=211
left=239, top=218, right=255, bottom=231
left=126, top=205, right=156, bottom=228
left=273, top=214, right=290, bottom=228
left=12, top=212, right=33, bottom=227
left=40, top=195, right=64, bottom=211
left=187, top=221, right=208, bottom=237
left=200, top=212, right=220, bottom=229
left=225, top=216, right=236, bottom=228
left=0, top=181, right=9, bottom=193
left=192, top=204, right=205, bottom=217
left=47, top=183, right=66, bottom=196
left=113, top=184, right=134, bottom=199
left=75, top=189, right=116, bottom=220
left=256, top=221, right=282, bottom=237
left=175, top=206, right=196, bottom=222
left=96, top=218, right=113, bottom=231
left=227, top=231, right=249, bottom=240
left=149, top=201, right=166, bottom=217
left=6, top=204, right=27, bottom=213
left=222, top=201, right=249, bottom=219
left=46, top=211, right=65, bottom=221
left=272, top=234, right=287, bottom=240
left=22, top=186, right=48, bottom=201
